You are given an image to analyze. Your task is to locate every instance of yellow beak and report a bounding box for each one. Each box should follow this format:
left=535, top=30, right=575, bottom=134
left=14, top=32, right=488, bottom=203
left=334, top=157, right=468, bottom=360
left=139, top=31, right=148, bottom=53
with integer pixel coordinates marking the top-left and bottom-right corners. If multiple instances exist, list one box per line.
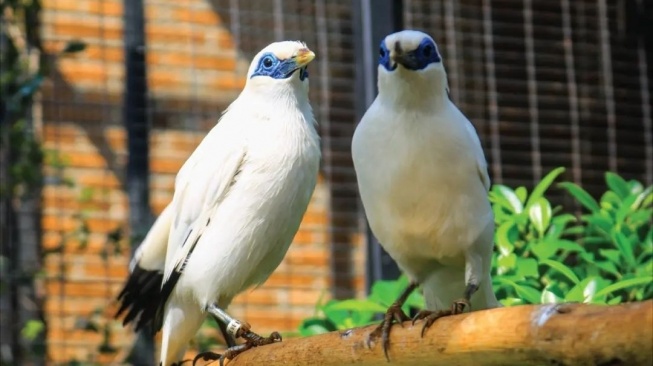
left=294, top=48, right=316, bottom=67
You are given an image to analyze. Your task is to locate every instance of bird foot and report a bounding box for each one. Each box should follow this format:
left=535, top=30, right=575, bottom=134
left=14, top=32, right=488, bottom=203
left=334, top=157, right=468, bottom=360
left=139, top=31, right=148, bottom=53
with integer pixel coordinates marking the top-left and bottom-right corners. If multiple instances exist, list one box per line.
left=192, top=330, right=282, bottom=366
left=366, top=302, right=410, bottom=361
left=412, top=298, right=470, bottom=337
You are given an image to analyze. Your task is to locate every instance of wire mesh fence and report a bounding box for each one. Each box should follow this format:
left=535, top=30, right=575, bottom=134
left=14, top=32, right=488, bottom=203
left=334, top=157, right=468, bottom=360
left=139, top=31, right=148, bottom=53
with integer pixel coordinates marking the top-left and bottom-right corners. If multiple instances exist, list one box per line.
left=0, top=0, right=650, bottom=364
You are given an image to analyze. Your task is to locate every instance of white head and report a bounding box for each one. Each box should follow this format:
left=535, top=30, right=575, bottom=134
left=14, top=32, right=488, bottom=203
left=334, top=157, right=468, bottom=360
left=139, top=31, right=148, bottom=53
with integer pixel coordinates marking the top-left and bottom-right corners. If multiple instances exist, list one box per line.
left=244, top=41, right=315, bottom=99
left=377, top=30, right=449, bottom=106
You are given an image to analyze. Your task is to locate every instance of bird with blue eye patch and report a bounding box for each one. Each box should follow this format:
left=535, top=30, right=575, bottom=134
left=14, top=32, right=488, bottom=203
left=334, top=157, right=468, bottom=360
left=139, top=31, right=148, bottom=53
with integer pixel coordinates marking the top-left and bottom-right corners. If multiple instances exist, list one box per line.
left=251, top=49, right=311, bottom=81
left=353, top=30, right=500, bottom=361
left=379, top=35, right=441, bottom=71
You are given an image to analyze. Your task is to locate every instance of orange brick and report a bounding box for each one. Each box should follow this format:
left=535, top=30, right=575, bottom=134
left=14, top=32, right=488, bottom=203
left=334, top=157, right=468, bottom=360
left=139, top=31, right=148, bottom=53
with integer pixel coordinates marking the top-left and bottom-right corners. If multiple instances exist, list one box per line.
left=46, top=281, right=120, bottom=298
left=44, top=295, right=110, bottom=314
left=104, top=127, right=126, bottom=150
left=150, top=157, right=185, bottom=174
left=146, top=25, right=206, bottom=44
left=82, top=262, right=128, bottom=279
left=216, top=30, right=236, bottom=48
left=300, top=212, right=328, bottom=226
left=88, top=0, right=123, bottom=16
left=287, top=288, right=324, bottom=307
left=291, top=229, right=313, bottom=245
left=83, top=44, right=124, bottom=63
left=42, top=214, right=78, bottom=232
left=232, top=288, right=278, bottom=306
left=85, top=217, right=123, bottom=233
left=66, top=151, right=108, bottom=168
left=148, top=69, right=184, bottom=89
left=77, top=173, right=122, bottom=189
left=265, top=272, right=323, bottom=288
left=285, top=249, right=329, bottom=267
left=52, top=21, right=122, bottom=40
left=211, top=75, right=246, bottom=91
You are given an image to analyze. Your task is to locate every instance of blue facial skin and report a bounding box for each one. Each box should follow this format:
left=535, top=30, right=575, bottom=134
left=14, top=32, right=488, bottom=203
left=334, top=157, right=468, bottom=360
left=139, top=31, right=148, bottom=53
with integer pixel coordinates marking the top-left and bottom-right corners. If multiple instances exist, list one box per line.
left=251, top=52, right=309, bottom=81
left=379, top=37, right=441, bottom=71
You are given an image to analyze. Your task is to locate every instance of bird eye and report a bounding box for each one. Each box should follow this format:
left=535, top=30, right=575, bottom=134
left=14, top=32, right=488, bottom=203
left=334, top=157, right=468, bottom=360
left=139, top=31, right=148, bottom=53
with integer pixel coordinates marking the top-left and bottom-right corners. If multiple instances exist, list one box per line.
left=422, top=44, right=434, bottom=58
left=263, top=56, right=274, bottom=68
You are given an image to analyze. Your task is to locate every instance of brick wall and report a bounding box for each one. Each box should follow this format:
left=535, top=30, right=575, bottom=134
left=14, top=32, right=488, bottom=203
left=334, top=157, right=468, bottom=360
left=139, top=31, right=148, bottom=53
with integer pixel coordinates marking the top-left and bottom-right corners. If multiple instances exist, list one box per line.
left=39, top=0, right=363, bottom=364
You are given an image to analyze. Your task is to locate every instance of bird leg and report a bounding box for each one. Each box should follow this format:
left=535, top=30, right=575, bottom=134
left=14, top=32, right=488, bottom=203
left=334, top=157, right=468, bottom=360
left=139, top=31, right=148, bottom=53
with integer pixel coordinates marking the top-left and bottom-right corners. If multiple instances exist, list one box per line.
left=193, top=303, right=282, bottom=366
left=412, top=282, right=478, bottom=337
left=367, top=281, right=419, bottom=361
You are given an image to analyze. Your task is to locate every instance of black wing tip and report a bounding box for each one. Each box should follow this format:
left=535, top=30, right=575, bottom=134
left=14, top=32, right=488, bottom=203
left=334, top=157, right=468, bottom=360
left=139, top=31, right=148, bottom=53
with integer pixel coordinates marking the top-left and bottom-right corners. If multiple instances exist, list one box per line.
left=115, top=265, right=164, bottom=332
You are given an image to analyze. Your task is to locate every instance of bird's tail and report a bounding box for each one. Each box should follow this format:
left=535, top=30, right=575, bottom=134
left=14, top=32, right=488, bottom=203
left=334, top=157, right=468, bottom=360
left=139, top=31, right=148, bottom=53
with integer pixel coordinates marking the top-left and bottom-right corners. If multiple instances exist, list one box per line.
left=115, top=204, right=173, bottom=332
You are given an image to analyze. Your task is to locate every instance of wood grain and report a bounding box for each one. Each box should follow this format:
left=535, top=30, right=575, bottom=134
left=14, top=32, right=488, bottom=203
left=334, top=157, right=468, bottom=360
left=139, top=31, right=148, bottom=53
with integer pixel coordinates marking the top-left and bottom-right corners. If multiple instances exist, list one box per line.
left=220, top=300, right=653, bottom=366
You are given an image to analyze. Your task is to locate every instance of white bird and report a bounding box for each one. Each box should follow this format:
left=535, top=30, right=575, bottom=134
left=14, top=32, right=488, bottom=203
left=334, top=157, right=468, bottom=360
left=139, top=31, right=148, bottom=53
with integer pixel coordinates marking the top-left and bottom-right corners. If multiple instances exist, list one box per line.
left=351, top=30, right=500, bottom=358
left=115, top=41, right=320, bottom=366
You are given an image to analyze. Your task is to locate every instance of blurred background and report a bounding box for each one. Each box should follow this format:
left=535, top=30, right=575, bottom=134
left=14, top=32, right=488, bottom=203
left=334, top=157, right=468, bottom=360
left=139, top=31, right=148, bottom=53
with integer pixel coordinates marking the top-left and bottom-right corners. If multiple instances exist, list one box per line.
left=1, top=0, right=651, bottom=365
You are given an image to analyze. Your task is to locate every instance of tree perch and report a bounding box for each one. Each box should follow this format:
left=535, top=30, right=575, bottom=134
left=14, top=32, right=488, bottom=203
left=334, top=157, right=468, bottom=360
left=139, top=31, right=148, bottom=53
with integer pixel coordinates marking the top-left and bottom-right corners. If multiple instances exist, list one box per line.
left=226, top=300, right=652, bottom=366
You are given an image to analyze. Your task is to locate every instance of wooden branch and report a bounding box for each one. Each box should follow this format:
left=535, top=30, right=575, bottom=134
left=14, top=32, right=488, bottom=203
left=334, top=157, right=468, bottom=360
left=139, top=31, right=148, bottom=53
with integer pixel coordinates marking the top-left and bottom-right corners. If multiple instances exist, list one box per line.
left=227, top=300, right=652, bottom=366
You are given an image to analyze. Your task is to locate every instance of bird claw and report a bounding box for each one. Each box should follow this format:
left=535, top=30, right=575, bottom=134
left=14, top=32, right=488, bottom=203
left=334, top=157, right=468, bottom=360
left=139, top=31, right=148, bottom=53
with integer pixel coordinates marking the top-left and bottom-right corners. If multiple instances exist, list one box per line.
left=366, top=302, right=410, bottom=361
left=192, top=351, right=223, bottom=366
left=411, top=298, right=470, bottom=338
left=451, top=297, right=471, bottom=314
left=192, top=330, right=282, bottom=366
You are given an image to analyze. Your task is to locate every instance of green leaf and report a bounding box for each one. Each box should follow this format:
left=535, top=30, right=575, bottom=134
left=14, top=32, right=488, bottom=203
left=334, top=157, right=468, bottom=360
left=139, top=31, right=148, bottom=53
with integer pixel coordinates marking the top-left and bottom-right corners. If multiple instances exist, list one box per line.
left=529, top=197, right=552, bottom=237
left=615, top=194, right=638, bottom=225
left=297, top=318, right=336, bottom=336
left=516, top=257, right=539, bottom=279
left=632, top=186, right=653, bottom=209
left=558, top=182, right=600, bottom=213
left=613, top=232, right=637, bottom=268
left=546, top=213, right=576, bottom=239
left=540, top=259, right=580, bottom=284
left=514, top=284, right=542, bottom=304
left=495, top=278, right=541, bottom=304
left=497, top=253, right=517, bottom=274
left=526, top=167, right=565, bottom=209
left=598, top=249, right=621, bottom=264
left=491, top=185, right=523, bottom=214
left=325, top=299, right=386, bottom=314
left=540, top=288, right=562, bottom=304
left=592, top=277, right=653, bottom=300
left=605, top=172, right=631, bottom=200
left=593, top=261, right=621, bottom=278
left=499, top=297, right=524, bottom=307
left=600, top=191, right=621, bottom=211
left=21, top=320, right=44, bottom=341
left=531, top=239, right=585, bottom=260
left=628, top=209, right=653, bottom=227
left=565, top=277, right=601, bottom=303
left=530, top=240, right=557, bottom=260
left=495, top=221, right=516, bottom=256
left=515, top=186, right=528, bottom=203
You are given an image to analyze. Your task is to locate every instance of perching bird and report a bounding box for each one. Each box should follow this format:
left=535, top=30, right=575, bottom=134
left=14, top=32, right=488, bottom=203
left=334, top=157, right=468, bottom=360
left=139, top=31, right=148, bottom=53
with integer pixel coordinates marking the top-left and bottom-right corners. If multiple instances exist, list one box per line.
left=115, top=40, right=320, bottom=366
left=351, top=30, right=500, bottom=359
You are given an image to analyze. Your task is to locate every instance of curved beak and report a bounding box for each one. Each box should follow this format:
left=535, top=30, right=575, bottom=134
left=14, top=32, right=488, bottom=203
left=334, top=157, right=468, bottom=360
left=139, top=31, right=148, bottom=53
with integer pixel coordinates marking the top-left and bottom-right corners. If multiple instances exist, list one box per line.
left=390, top=41, right=419, bottom=70
left=294, top=48, right=316, bottom=68
left=391, top=51, right=420, bottom=70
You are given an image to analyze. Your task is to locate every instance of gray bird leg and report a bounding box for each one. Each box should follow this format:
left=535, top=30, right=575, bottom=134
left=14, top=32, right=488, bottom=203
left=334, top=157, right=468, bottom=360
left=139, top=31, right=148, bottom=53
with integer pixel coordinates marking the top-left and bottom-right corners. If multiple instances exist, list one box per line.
left=206, top=303, right=248, bottom=338
left=412, top=281, right=480, bottom=337
left=367, top=281, right=419, bottom=361
left=194, top=303, right=282, bottom=366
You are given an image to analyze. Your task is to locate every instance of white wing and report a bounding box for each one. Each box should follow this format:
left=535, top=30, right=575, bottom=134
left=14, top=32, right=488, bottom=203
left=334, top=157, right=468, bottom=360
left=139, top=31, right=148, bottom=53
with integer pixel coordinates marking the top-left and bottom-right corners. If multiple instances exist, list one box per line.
left=156, top=117, right=247, bottom=300
left=462, top=118, right=491, bottom=191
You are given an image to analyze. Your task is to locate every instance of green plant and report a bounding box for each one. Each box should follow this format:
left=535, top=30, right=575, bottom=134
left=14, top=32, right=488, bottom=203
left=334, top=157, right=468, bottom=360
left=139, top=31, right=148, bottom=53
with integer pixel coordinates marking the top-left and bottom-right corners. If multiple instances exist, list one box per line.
left=559, top=173, right=652, bottom=302
left=297, top=275, right=424, bottom=336
left=297, top=168, right=652, bottom=336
